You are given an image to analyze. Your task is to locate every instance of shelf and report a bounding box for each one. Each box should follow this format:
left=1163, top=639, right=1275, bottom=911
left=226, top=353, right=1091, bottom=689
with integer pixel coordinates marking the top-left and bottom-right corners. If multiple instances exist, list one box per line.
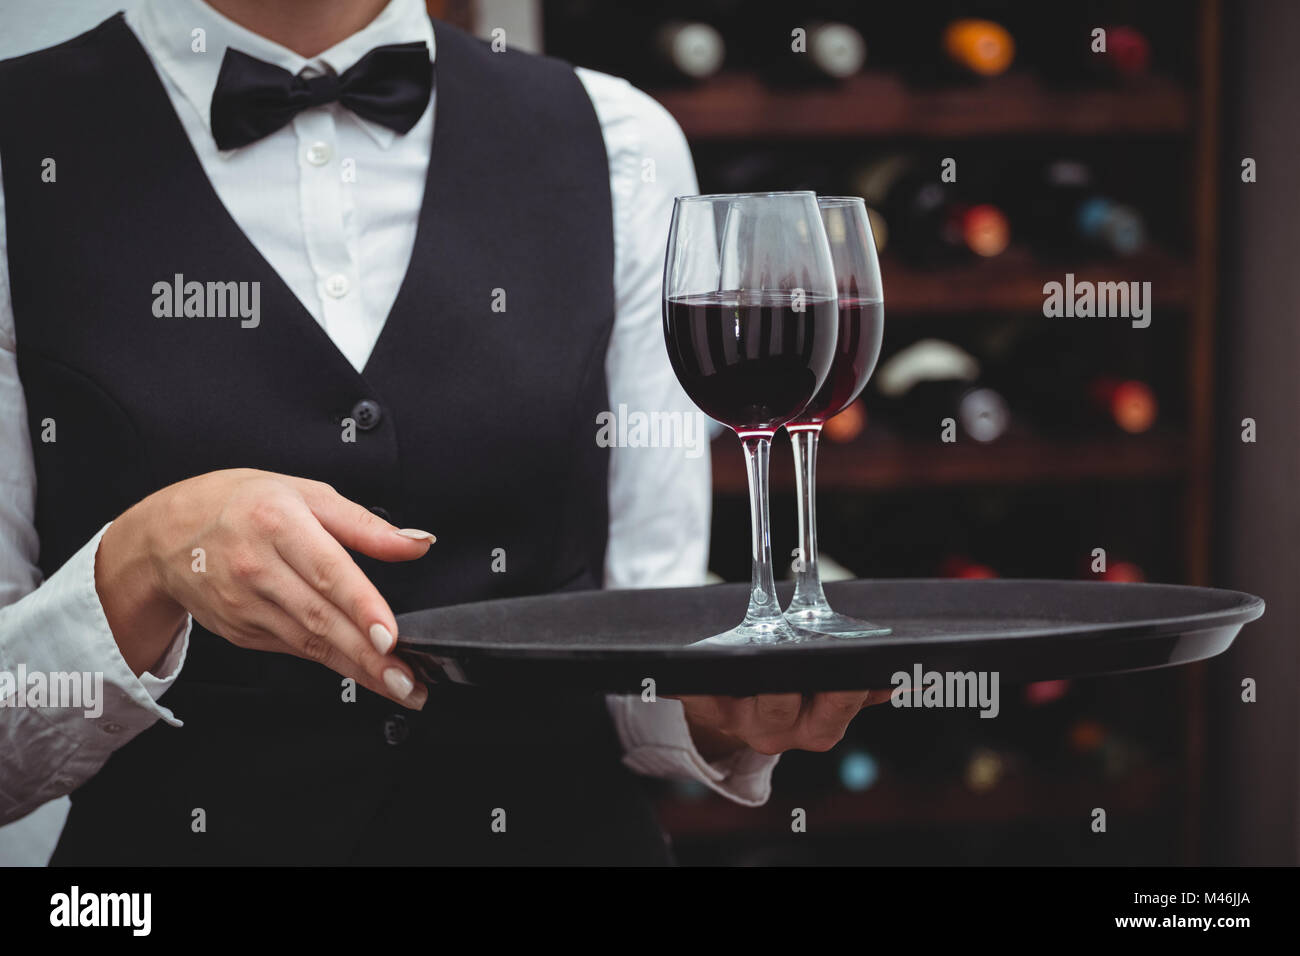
left=711, top=433, right=1187, bottom=494
left=653, top=71, right=1193, bottom=140
left=656, top=768, right=1171, bottom=836
left=544, top=0, right=1218, bottom=865
left=883, top=246, right=1193, bottom=313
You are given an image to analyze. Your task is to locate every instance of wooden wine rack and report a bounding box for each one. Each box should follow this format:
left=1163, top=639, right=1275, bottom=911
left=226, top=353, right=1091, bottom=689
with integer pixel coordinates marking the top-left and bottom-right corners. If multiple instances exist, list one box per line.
left=523, top=0, right=1221, bottom=864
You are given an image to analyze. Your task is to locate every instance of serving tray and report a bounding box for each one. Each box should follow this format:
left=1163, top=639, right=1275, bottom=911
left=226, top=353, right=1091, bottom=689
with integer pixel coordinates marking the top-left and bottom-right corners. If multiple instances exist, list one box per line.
left=395, top=579, right=1264, bottom=695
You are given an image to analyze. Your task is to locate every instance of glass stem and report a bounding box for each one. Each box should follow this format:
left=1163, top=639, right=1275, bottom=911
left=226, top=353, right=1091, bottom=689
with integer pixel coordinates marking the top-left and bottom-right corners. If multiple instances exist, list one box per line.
left=739, top=434, right=785, bottom=628
left=789, top=426, right=828, bottom=613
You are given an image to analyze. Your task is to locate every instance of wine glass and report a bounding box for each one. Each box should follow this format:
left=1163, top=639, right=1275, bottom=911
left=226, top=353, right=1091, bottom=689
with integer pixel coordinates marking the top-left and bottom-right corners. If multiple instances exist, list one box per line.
left=663, top=192, right=839, bottom=645
left=784, top=196, right=891, bottom=638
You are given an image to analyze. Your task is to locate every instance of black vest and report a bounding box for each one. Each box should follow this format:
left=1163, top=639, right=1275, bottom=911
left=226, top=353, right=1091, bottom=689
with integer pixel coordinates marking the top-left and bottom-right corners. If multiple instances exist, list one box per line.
left=0, top=15, right=670, bottom=864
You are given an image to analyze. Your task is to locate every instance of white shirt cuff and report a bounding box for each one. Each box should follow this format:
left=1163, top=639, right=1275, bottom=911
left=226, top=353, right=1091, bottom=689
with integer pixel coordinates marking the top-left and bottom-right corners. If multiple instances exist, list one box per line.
left=0, top=523, right=190, bottom=821
left=606, top=694, right=779, bottom=807
left=80, top=523, right=190, bottom=717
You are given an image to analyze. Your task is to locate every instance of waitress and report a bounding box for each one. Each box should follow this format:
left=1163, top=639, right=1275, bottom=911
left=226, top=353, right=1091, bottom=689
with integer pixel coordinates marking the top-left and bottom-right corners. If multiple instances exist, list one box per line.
left=0, top=0, right=876, bottom=864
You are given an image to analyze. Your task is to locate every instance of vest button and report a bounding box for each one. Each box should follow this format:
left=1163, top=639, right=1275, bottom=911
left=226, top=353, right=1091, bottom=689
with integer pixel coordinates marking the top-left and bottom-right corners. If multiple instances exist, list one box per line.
left=383, top=714, right=409, bottom=746
left=351, top=399, right=382, bottom=431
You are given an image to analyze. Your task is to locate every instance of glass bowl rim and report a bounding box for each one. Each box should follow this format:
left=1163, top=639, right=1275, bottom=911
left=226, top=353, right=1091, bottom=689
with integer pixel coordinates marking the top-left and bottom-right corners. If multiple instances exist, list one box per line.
left=673, top=190, right=818, bottom=203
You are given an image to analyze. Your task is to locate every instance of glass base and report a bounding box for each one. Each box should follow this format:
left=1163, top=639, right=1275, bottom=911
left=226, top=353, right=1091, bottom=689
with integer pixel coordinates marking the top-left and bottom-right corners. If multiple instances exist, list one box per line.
left=690, top=617, right=809, bottom=647
left=784, top=605, right=892, bottom=639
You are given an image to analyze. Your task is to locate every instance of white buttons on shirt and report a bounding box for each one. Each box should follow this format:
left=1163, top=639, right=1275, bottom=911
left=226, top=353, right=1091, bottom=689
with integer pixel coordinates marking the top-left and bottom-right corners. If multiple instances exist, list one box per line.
left=324, top=273, right=351, bottom=298
left=101, top=722, right=124, bottom=734
left=305, top=141, right=333, bottom=166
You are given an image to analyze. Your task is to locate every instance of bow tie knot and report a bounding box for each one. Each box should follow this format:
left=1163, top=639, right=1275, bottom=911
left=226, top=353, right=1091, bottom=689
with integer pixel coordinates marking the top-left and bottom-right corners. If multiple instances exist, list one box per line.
left=299, top=70, right=342, bottom=108
left=211, top=41, right=434, bottom=150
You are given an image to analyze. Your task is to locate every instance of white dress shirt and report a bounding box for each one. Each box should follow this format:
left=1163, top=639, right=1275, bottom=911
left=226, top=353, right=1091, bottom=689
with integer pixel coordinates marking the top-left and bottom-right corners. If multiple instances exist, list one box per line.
left=0, top=0, right=778, bottom=861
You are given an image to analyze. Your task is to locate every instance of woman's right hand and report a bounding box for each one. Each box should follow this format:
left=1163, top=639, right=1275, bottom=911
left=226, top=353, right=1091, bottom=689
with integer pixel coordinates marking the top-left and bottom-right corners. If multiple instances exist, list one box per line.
left=95, top=468, right=434, bottom=709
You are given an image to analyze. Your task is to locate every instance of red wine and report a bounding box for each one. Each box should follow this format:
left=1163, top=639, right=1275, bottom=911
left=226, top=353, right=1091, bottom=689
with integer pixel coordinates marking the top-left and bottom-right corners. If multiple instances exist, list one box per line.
left=789, top=297, right=884, bottom=425
left=664, top=290, right=838, bottom=432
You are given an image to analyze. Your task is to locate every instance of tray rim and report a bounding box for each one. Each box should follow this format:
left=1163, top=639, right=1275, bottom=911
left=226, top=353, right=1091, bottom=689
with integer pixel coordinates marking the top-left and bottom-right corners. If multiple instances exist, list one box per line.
left=395, top=578, right=1266, bottom=661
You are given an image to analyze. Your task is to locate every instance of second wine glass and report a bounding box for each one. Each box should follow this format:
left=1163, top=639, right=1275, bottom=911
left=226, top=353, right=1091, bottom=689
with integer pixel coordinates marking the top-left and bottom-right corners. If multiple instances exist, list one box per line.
left=784, top=197, right=891, bottom=638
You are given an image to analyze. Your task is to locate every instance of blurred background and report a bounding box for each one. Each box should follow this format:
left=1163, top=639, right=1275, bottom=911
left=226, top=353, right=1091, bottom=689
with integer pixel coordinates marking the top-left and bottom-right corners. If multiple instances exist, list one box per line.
left=460, top=0, right=1299, bottom=866
left=0, top=0, right=1295, bottom=866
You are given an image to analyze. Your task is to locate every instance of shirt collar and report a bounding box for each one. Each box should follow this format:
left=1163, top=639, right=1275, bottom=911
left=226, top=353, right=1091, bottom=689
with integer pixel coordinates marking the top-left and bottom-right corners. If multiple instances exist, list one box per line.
left=131, top=0, right=435, bottom=151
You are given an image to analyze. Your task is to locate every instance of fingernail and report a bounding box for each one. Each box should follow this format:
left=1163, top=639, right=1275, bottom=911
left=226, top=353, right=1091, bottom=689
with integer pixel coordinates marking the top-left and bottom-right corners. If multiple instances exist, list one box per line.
left=384, top=667, right=415, bottom=701
left=406, top=683, right=428, bottom=711
left=369, top=623, right=395, bottom=655
left=395, top=528, right=436, bottom=542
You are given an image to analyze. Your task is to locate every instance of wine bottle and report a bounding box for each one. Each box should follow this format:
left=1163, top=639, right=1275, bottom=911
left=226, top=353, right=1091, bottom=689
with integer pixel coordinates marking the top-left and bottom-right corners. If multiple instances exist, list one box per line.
left=1087, top=377, right=1158, bottom=434
left=982, top=323, right=1161, bottom=436
left=865, top=206, right=889, bottom=254
left=837, top=749, right=881, bottom=792
left=1093, top=558, right=1146, bottom=582
left=875, top=4, right=1018, bottom=84
left=1024, top=4, right=1153, bottom=86
left=942, top=18, right=1016, bottom=78
left=1024, top=679, right=1071, bottom=706
left=739, top=0, right=871, bottom=84
left=1014, top=371, right=1159, bottom=435
left=875, top=339, right=1011, bottom=443
left=821, top=398, right=867, bottom=443
left=1065, top=718, right=1143, bottom=778
left=964, top=747, right=1009, bottom=793
left=764, top=19, right=868, bottom=85
left=1093, top=24, right=1152, bottom=78
left=806, top=21, right=868, bottom=79
left=1068, top=719, right=1105, bottom=755
left=855, top=156, right=1011, bottom=265
left=939, top=555, right=998, bottom=579
left=700, top=149, right=840, bottom=199
left=541, top=2, right=730, bottom=86
left=653, top=20, right=727, bottom=82
left=1078, top=196, right=1146, bottom=257
left=1020, top=159, right=1146, bottom=259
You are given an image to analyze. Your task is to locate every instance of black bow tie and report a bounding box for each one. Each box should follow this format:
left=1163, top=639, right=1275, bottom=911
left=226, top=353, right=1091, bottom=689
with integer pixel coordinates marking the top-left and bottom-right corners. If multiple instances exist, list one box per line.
left=210, top=41, right=434, bottom=150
